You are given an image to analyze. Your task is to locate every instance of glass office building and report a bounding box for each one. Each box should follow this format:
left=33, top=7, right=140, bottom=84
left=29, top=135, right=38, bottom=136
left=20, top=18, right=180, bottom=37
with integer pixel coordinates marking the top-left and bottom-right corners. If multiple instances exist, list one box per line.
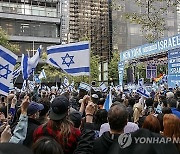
left=0, top=0, right=63, bottom=57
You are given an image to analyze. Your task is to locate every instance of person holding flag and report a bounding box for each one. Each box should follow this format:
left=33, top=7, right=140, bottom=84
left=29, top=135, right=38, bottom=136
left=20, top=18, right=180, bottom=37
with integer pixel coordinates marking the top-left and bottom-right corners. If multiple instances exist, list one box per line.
left=21, top=45, right=42, bottom=80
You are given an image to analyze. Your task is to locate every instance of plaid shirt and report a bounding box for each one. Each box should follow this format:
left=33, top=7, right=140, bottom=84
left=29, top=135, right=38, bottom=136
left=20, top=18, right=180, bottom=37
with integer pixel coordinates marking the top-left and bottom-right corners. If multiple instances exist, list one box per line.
left=33, top=121, right=81, bottom=154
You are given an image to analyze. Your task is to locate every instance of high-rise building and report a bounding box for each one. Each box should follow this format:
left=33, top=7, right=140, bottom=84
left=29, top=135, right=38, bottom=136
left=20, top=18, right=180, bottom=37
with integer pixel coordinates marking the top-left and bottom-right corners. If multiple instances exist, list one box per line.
left=112, top=0, right=179, bottom=53
left=0, top=0, right=61, bottom=57
left=61, top=0, right=70, bottom=44
left=0, top=0, right=112, bottom=82
left=69, top=0, right=112, bottom=61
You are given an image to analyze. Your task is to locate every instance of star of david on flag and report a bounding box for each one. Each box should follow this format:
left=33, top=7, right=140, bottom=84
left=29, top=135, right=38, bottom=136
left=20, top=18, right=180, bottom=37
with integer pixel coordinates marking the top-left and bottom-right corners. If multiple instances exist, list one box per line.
left=0, top=45, right=18, bottom=96
left=21, top=45, right=42, bottom=80
left=47, top=41, right=90, bottom=76
left=61, top=53, right=74, bottom=67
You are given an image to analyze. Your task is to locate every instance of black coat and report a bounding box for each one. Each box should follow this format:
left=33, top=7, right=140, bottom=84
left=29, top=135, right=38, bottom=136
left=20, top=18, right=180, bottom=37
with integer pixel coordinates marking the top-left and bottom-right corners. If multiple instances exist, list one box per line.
left=107, top=129, right=179, bottom=154
left=23, top=118, right=40, bottom=147
left=93, top=131, right=120, bottom=154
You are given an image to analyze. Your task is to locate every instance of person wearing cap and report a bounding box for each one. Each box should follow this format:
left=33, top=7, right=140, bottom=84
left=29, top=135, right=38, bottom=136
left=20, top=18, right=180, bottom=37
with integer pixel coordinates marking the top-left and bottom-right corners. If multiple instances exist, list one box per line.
left=23, top=102, right=44, bottom=147
left=33, top=95, right=81, bottom=154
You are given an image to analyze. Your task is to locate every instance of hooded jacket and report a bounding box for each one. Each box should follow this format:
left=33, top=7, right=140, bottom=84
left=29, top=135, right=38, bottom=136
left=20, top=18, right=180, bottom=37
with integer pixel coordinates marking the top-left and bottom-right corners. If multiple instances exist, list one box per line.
left=93, top=131, right=120, bottom=154
left=107, top=129, right=179, bottom=154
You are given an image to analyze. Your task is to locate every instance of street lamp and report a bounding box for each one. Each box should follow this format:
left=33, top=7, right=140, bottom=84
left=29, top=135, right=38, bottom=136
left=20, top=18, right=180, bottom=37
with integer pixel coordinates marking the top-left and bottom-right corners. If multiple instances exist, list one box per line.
left=132, top=62, right=136, bottom=84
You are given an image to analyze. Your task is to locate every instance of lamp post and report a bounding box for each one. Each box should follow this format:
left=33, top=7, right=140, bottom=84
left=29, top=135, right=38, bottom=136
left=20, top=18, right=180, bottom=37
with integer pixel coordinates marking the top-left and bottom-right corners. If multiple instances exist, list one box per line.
left=132, top=62, right=136, bottom=84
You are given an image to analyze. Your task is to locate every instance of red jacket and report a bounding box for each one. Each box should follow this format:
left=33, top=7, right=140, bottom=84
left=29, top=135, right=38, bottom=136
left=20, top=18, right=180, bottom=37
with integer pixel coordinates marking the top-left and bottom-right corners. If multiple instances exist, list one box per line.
left=33, top=120, right=81, bottom=154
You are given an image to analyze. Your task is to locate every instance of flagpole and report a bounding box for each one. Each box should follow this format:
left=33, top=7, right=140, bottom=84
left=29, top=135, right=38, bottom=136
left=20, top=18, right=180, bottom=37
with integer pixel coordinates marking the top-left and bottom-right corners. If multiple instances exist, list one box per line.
left=88, top=42, right=91, bottom=98
left=33, top=41, right=35, bottom=82
left=26, top=80, right=30, bottom=94
left=13, top=77, right=18, bottom=85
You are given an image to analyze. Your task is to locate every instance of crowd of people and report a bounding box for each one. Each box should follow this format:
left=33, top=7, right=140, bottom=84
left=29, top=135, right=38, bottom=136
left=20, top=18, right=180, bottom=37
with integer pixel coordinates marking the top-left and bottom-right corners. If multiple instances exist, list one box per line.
left=0, top=83, right=179, bottom=154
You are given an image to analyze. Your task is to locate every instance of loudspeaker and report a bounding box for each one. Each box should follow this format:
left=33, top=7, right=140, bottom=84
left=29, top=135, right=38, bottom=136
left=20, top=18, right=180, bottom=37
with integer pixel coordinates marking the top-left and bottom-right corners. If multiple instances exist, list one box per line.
left=127, top=67, right=133, bottom=83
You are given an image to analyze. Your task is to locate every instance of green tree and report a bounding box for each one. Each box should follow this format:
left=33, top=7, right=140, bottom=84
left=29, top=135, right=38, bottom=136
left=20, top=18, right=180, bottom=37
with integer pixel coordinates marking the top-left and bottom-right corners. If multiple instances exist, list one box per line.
left=0, top=28, right=20, bottom=54
left=108, top=51, right=120, bottom=83
left=68, top=52, right=100, bottom=85
left=123, top=0, right=178, bottom=42
left=38, top=52, right=64, bottom=82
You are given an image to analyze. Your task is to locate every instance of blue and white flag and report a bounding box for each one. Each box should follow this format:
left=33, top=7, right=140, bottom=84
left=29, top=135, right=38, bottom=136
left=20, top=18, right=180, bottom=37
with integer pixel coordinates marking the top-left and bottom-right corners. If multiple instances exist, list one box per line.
left=68, top=85, right=74, bottom=92
left=34, top=75, right=41, bottom=83
left=103, top=89, right=112, bottom=111
left=0, top=45, right=18, bottom=96
left=38, top=69, right=46, bottom=79
left=21, top=45, right=42, bottom=80
left=12, top=66, right=21, bottom=79
left=79, top=82, right=91, bottom=91
left=47, top=41, right=90, bottom=76
left=136, top=78, right=150, bottom=98
left=28, top=80, right=35, bottom=92
left=63, top=76, right=69, bottom=87
left=162, top=74, right=168, bottom=83
left=21, top=80, right=27, bottom=92
left=155, top=103, right=162, bottom=114
left=99, top=82, right=108, bottom=92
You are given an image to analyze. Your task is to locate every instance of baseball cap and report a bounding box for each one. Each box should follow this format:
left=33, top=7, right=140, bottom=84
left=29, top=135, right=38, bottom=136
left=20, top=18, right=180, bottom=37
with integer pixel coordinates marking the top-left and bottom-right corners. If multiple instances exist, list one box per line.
left=27, top=102, right=44, bottom=116
left=69, top=110, right=82, bottom=128
left=49, top=96, right=70, bottom=121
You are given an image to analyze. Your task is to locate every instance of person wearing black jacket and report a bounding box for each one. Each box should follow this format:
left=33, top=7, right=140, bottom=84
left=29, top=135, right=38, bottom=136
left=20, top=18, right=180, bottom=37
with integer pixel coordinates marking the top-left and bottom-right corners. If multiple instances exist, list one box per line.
left=93, top=104, right=128, bottom=154
left=23, top=102, right=43, bottom=147
left=75, top=102, right=179, bottom=154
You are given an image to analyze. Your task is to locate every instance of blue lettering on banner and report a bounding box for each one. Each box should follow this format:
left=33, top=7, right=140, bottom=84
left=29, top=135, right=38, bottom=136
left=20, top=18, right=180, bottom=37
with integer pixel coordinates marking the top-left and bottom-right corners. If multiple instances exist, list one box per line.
left=120, top=34, right=180, bottom=62
left=168, top=48, right=180, bottom=88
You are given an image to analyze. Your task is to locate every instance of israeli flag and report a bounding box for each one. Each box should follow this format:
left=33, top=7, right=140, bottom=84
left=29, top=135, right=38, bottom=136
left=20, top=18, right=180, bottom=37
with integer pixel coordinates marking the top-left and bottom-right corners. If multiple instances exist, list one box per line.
left=103, top=89, right=112, bottom=111
left=28, top=80, right=35, bottom=91
left=162, top=74, right=167, bottom=83
left=136, top=78, right=150, bottom=98
left=79, top=82, right=91, bottom=91
left=99, top=82, right=108, bottom=92
left=12, top=66, right=21, bottom=79
left=68, top=85, right=74, bottom=92
left=21, top=80, right=27, bottom=92
left=39, top=69, right=46, bottom=79
left=155, top=103, right=162, bottom=114
left=21, top=45, right=42, bottom=80
left=0, top=45, right=18, bottom=96
left=63, top=76, right=69, bottom=87
left=47, top=41, right=90, bottom=76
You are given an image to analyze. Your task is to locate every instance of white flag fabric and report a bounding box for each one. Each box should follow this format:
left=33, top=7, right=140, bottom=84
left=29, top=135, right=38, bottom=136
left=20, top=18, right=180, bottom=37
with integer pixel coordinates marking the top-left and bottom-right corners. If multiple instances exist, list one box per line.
left=39, top=69, right=46, bottom=79
left=21, top=45, right=42, bottom=80
left=28, top=80, right=35, bottom=91
left=63, top=76, right=69, bottom=87
left=21, top=80, right=26, bottom=92
left=12, top=66, right=21, bottom=79
left=79, top=82, right=91, bottom=91
left=136, top=78, right=150, bottom=98
left=0, top=45, right=18, bottom=96
left=47, top=41, right=90, bottom=76
left=99, top=82, right=108, bottom=92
